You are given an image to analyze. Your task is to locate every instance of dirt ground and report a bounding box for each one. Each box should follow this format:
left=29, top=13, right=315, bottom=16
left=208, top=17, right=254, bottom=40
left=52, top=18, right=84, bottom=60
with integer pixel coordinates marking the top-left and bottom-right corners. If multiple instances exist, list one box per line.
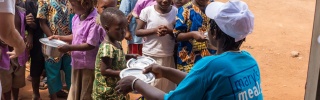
left=16, top=0, right=316, bottom=99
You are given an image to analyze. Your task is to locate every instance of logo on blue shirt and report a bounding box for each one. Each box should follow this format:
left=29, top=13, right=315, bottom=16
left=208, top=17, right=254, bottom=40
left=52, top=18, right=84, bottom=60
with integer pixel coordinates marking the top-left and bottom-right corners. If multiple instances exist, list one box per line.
left=228, top=65, right=262, bottom=100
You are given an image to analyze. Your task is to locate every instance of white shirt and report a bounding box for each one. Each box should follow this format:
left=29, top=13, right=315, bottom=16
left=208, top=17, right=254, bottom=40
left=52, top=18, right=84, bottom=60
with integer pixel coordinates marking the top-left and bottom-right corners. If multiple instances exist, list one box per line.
left=0, top=0, right=15, bottom=14
left=139, top=5, right=177, bottom=57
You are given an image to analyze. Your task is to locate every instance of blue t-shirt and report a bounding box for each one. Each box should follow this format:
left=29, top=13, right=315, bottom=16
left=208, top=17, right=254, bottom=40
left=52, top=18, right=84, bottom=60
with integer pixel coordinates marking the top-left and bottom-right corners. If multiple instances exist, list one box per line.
left=164, top=51, right=263, bottom=100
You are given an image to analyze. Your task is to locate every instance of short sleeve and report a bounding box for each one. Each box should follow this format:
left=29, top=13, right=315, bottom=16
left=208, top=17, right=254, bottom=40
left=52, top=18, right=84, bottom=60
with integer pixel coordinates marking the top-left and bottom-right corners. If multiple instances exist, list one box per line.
left=164, top=58, right=211, bottom=100
left=132, top=0, right=143, bottom=18
left=100, top=43, right=115, bottom=58
left=173, top=7, right=189, bottom=35
left=139, top=7, right=149, bottom=22
left=119, top=0, right=130, bottom=16
left=0, top=0, right=15, bottom=14
left=86, top=24, right=101, bottom=47
left=36, top=0, right=48, bottom=19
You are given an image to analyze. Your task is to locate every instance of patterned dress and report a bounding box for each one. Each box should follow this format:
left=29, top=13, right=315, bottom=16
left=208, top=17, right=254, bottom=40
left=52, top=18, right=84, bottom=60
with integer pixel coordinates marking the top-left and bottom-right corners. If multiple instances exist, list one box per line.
left=37, top=0, right=71, bottom=36
left=92, top=42, right=128, bottom=100
left=117, top=0, right=122, bottom=8
left=174, top=2, right=216, bottom=73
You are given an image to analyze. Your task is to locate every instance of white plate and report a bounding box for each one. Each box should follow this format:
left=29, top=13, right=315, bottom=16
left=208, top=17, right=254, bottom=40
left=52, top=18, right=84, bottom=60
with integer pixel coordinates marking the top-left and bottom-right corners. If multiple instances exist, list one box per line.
left=127, top=56, right=156, bottom=69
left=39, top=38, right=67, bottom=47
left=120, top=68, right=155, bottom=84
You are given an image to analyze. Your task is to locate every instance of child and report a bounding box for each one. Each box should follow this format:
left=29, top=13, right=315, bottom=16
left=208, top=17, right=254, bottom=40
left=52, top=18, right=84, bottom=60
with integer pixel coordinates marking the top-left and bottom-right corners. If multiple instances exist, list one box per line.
left=37, top=0, right=71, bottom=99
left=25, top=0, right=47, bottom=99
left=174, top=0, right=216, bottom=73
left=173, top=0, right=190, bottom=8
left=0, top=5, right=29, bottom=100
left=49, top=0, right=105, bottom=99
left=96, top=0, right=117, bottom=14
left=92, top=7, right=138, bottom=100
left=95, top=0, right=117, bottom=42
left=135, top=0, right=177, bottom=93
left=119, top=0, right=143, bottom=55
left=116, top=1, right=263, bottom=100
left=95, top=0, right=117, bottom=25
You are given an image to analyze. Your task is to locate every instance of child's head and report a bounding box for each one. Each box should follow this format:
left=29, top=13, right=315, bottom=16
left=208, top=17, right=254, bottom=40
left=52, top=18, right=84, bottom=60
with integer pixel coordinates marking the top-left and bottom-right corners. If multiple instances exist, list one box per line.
left=96, top=0, right=117, bottom=14
left=193, top=0, right=209, bottom=7
left=100, top=7, right=127, bottom=41
left=69, top=0, right=96, bottom=15
left=173, top=0, right=190, bottom=8
left=156, top=0, right=173, bottom=10
left=205, top=1, right=254, bottom=51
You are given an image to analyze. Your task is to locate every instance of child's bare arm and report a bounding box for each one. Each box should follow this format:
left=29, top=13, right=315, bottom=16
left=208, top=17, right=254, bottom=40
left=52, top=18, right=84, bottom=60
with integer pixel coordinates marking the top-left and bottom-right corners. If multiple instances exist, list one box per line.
left=135, top=19, right=157, bottom=37
left=39, top=19, right=54, bottom=36
left=176, top=31, right=206, bottom=42
left=58, top=43, right=95, bottom=53
left=48, top=35, right=73, bottom=43
left=125, top=26, right=132, bottom=40
left=100, top=57, right=121, bottom=77
left=26, top=29, right=33, bottom=50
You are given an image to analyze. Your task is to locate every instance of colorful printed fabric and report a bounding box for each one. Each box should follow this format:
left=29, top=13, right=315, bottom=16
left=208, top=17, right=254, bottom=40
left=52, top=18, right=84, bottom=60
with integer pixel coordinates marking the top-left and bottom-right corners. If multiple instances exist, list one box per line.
left=117, top=0, right=122, bottom=8
left=174, top=2, right=216, bottom=73
left=37, top=0, right=71, bottom=35
left=92, top=42, right=128, bottom=100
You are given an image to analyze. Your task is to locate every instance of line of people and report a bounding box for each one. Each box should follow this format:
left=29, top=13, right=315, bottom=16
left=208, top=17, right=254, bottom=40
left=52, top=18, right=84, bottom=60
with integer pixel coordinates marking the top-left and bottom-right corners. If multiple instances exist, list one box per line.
left=0, top=0, right=263, bottom=100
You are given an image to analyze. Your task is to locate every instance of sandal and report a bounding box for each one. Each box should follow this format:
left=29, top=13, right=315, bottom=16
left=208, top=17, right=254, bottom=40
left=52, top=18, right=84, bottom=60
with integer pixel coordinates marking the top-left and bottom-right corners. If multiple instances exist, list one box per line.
left=56, top=90, right=68, bottom=98
left=39, top=82, right=47, bottom=90
left=27, top=75, right=32, bottom=81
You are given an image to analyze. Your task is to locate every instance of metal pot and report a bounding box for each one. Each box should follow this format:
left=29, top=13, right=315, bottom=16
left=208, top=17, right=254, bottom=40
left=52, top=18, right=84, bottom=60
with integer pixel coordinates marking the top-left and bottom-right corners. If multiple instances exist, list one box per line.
left=39, top=38, right=67, bottom=59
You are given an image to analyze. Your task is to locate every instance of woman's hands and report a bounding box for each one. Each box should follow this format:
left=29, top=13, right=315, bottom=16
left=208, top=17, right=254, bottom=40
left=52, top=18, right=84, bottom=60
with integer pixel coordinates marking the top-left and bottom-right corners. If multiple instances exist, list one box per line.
left=115, top=76, right=136, bottom=95
left=115, top=63, right=166, bottom=95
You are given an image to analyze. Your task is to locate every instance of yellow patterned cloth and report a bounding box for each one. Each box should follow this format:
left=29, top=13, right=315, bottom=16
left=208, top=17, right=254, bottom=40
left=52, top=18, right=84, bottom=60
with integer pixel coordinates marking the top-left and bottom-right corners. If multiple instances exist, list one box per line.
left=92, top=42, right=128, bottom=100
left=174, top=2, right=216, bottom=73
left=117, top=0, right=122, bottom=8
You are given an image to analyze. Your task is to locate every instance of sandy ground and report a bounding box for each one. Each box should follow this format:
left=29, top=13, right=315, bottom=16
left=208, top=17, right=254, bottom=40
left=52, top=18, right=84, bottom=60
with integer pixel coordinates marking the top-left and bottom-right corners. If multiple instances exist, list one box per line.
left=15, top=0, right=316, bottom=99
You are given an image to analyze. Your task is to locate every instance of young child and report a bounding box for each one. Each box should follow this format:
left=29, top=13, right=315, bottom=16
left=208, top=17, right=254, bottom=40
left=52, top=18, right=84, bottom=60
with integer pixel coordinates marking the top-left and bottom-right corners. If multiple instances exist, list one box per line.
left=135, top=0, right=177, bottom=93
left=37, top=0, right=72, bottom=99
left=24, top=0, right=47, bottom=99
left=49, top=0, right=105, bottom=99
left=173, top=0, right=190, bottom=8
left=96, top=0, right=117, bottom=14
left=95, top=0, right=117, bottom=42
left=92, top=7, right=138, bottom=100
left=119, top=0, right=143, bottom=55
left=174, top=0, right=216, bottom=73
left=0, top=5, right=29, bottom=100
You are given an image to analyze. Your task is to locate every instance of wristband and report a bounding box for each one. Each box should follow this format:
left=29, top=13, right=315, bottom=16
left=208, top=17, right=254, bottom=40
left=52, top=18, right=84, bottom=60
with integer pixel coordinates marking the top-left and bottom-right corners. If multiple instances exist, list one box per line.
left=131, top=78, right=139, bottom=92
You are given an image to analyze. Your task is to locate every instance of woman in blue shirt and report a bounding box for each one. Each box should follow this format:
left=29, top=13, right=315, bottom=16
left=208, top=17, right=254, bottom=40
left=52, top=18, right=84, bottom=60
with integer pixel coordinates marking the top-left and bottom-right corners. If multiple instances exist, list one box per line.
left=116, top=1, right=263, bottom=100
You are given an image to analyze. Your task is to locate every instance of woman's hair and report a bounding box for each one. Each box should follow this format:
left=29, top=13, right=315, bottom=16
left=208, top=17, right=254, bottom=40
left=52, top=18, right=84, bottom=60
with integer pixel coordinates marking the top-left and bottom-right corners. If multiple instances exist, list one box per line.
left=100, top=7, right=126, bottom=27
left=209, top=20, right=245, bottom=51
